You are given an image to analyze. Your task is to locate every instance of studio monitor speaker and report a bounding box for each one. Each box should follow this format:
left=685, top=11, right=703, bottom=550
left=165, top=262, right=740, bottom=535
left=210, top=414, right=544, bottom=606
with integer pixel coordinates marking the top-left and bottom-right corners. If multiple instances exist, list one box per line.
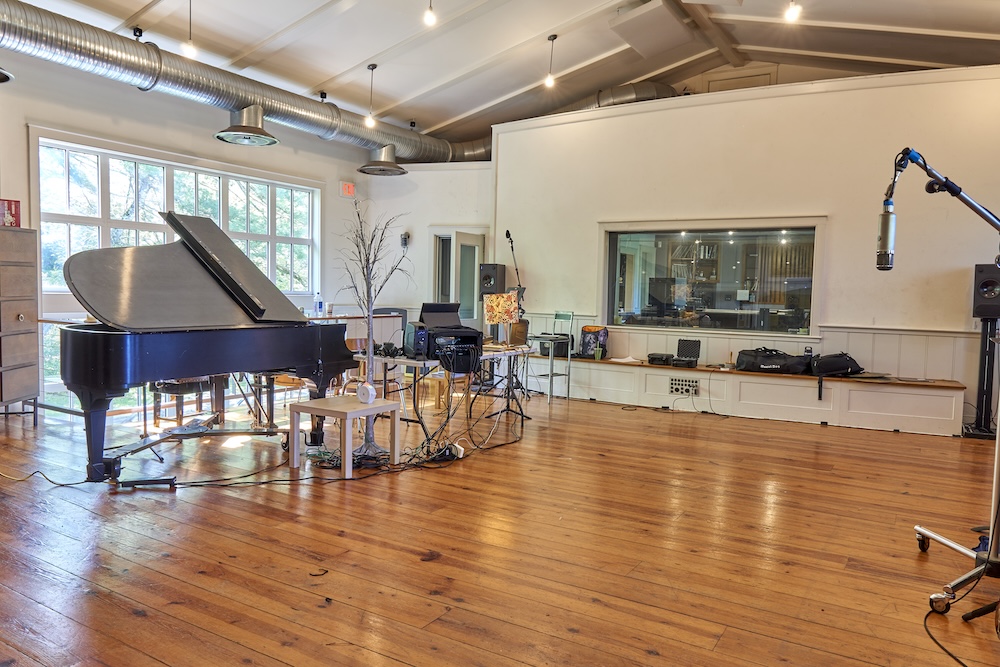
left=973, top=264, right=1000, bottom=318
left=479, top=263, right=506, bottom=295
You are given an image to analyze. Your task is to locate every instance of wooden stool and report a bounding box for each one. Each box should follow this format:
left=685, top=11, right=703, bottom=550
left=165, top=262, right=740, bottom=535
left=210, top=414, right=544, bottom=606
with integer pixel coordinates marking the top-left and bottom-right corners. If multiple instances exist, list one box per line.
left=424, top=371, right=471, bottom=408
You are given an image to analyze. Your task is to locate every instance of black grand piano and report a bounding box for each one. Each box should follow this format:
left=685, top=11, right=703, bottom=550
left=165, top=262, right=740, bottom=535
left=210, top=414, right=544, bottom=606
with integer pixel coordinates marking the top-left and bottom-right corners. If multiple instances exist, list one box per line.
left=60, top=212, right=356, bottom=482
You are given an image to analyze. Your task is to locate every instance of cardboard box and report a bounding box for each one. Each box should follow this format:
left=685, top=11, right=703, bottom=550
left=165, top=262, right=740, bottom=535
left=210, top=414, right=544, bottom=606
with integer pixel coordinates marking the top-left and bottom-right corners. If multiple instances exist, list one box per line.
left=0, top=199, right=21, bottom=227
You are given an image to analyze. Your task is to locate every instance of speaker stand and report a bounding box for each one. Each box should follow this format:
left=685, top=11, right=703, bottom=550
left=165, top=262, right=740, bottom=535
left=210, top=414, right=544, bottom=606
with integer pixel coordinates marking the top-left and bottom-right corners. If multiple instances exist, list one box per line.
left=964, top=317, right=997, bottom=439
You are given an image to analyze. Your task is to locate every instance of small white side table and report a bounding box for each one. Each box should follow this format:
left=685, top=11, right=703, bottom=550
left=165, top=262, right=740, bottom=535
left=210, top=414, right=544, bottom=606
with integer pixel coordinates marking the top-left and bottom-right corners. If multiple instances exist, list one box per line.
left=288, top=396, right=399, bottom=478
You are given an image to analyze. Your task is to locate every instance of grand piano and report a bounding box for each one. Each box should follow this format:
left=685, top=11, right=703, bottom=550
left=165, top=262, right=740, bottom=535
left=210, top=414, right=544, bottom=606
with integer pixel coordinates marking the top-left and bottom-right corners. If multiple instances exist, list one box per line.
left=60, top=212, right=357, bottom=482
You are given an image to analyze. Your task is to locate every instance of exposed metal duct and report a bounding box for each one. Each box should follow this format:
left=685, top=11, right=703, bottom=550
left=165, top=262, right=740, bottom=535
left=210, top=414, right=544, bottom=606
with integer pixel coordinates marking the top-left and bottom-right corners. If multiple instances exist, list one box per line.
left=550, top=81, right=677, bottom=114
left=0, top=0, right=464, bottom=162
left=0, top=0, right=675, bottom=166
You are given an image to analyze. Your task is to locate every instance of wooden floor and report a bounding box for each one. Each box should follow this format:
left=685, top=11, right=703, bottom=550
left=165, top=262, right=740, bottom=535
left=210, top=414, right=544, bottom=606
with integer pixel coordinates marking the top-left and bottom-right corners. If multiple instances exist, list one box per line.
left=2, top=389, right=1000, bottom=666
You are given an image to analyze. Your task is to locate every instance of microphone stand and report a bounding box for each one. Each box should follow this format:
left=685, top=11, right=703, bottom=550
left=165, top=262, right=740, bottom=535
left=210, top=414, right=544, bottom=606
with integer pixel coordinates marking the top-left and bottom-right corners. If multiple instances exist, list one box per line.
left=507, top=232, right=526, bottom=319
left=886, top=147, right=1000, bottom=623
left=505, top=231, right=534, bottom=400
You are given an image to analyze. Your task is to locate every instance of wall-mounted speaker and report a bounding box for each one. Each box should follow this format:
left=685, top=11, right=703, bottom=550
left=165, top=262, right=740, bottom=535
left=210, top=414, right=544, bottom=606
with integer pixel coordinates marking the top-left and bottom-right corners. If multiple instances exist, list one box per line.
left=479, top=263, right=506, bottom=295
left=973, top=264, right=1000, bottom=319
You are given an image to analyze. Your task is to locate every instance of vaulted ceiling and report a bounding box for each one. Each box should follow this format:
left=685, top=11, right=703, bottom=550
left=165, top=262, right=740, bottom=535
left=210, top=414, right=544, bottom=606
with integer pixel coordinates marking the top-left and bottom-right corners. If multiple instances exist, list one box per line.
left=13, top=0, right=1000, bottom=143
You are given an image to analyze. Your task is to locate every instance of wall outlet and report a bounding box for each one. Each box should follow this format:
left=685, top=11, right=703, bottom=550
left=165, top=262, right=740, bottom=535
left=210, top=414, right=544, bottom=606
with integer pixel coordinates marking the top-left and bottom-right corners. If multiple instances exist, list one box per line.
left=669, top=377, right=699, bottom=396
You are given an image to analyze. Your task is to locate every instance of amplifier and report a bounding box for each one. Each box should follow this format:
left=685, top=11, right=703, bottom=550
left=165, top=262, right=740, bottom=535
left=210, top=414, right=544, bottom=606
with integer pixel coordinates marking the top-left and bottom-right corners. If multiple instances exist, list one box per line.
left=404, top=321, right=429, bottom=358
left=428, top=326, right=482, bottom=362
left=538, top=334, right=573, bottom=357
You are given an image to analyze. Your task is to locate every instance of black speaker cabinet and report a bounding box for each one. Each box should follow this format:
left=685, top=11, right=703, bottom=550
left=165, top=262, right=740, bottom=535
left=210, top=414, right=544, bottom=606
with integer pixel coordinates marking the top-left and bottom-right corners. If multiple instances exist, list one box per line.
left=974, top=264, right=1000, bottom=318
left=480, top=263, right=506, bottom=295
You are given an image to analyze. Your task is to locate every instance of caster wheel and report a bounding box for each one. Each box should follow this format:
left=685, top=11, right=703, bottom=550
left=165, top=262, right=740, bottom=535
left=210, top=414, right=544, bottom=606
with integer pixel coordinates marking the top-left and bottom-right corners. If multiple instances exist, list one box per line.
left=930, top=596, right=951, bottom=614
left=917, top=535, right=930, bottom=552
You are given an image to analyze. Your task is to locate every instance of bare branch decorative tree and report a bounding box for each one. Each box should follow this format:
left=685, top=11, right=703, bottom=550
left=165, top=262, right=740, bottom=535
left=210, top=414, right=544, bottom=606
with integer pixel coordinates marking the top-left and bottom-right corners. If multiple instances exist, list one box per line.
left=338, top=198, right=410, bottom=457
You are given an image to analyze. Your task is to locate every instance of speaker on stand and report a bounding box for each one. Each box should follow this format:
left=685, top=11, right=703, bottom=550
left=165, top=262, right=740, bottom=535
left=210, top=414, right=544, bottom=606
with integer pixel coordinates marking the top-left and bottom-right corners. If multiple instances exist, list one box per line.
left=479, top=263, right=506, bottom=296
left=967, top=264, right=1000, bottom=438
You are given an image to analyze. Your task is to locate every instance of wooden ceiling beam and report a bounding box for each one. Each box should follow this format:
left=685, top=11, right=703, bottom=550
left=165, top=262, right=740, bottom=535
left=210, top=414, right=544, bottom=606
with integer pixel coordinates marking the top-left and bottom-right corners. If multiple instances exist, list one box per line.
left=662, top=0, right=746, bottom=68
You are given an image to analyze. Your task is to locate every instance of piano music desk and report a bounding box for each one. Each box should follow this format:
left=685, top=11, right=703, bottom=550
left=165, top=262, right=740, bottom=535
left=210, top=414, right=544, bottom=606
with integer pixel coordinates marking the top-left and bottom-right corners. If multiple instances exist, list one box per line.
left=288, top=396, right=399, bottom=478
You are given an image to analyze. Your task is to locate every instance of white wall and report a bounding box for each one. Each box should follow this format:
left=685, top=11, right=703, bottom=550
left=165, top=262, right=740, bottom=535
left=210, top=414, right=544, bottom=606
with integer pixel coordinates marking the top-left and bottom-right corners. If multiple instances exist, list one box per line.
left=493, top=65, right=1000, bottom=332
left=482, top=65, right=1000, bottom=413
left=367, top=161, right=495, bottom=316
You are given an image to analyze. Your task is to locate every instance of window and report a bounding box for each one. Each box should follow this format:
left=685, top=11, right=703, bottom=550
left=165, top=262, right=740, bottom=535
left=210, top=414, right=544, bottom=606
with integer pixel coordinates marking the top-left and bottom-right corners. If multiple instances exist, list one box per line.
left=607, top=227, right=816, bottom=334
left=37, top=137, right=318, bottom=295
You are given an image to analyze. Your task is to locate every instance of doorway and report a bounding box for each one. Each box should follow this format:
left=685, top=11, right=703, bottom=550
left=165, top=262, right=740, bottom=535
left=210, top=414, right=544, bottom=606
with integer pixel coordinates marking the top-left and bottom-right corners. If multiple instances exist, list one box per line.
left=433, top=230, right=485, bottom=328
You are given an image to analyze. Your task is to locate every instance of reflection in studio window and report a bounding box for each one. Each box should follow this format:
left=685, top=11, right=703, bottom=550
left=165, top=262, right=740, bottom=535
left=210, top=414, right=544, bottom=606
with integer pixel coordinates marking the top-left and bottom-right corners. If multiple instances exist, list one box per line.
left=607, top=228, right=815, bottom=335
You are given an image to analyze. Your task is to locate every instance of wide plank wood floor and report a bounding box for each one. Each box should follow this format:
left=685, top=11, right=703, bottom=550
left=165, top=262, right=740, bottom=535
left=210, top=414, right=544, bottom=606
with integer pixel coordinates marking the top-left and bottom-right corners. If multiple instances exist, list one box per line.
left=1, top=388, right=999, bottom=666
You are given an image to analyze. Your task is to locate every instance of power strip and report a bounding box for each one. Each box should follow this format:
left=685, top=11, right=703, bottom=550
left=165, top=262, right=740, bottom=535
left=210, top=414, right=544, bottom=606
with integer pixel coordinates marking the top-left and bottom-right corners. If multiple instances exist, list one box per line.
left=669, top=377, right=699, bottom=396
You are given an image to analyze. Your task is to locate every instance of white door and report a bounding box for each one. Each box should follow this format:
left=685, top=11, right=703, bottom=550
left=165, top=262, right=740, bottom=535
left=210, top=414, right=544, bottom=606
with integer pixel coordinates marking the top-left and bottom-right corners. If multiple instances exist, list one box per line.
left=432, top=231, right=486, bottom=328
left=452, top=231, right=485, bottom=327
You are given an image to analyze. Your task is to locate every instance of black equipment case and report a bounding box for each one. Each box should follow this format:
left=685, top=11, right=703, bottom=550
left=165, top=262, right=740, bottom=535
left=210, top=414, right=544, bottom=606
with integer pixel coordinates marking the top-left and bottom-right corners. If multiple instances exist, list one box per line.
left=648, top=353, right=673, bottom=366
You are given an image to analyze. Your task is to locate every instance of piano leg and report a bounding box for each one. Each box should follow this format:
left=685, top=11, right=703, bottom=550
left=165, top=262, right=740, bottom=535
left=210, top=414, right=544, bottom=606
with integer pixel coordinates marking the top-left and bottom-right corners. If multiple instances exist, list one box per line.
left=211, top=375, right=227, bottom=424
left=67, top=386, right=125, bottom=482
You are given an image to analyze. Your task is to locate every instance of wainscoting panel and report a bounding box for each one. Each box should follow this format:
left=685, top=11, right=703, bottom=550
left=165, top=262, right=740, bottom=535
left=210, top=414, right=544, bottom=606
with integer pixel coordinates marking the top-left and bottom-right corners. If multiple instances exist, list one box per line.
left=521, top=314, right=983, bottom=430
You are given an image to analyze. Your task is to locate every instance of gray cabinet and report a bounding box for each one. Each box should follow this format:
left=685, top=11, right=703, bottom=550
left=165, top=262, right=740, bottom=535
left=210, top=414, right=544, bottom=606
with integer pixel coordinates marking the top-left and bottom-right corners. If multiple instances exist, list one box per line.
left=0, top=228, right=38, bottom=406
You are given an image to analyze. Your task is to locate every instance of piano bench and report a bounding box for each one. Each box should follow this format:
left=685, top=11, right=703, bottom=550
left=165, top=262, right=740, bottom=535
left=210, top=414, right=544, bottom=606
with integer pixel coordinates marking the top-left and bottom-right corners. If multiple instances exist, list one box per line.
left=149, top=377, right=214, bottom=427
left=287, top=396, right=400, bottom=478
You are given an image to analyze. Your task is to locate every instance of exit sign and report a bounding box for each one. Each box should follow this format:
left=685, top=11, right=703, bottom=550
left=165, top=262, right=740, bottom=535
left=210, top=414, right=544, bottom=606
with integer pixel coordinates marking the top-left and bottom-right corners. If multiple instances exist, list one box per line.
left=339, top=181, right=355, bottom=198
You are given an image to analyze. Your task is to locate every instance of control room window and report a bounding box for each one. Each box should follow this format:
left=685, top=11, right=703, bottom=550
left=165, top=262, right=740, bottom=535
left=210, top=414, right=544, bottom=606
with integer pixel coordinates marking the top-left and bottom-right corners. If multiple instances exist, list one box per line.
left=37, top=136, right=319, bottom=296
left=607, top=227, right=816, bottom=334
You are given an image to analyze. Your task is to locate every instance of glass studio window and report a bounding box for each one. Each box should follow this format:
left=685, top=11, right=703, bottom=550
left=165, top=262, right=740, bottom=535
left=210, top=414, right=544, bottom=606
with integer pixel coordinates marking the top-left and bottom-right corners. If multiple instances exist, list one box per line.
left=38, top=138, right=317, bottom=294
left=608, top=227, right=815, bottom=334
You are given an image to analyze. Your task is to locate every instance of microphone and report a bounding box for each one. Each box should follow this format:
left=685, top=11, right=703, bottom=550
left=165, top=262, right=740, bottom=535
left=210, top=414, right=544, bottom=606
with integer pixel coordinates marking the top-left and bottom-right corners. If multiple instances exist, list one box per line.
left=876, top=200, right=895, bottom=271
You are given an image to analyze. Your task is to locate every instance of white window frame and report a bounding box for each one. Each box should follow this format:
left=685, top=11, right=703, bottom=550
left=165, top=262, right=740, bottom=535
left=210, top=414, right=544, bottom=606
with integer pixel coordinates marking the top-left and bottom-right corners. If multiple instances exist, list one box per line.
left=28, top=125, right=323, bottom=314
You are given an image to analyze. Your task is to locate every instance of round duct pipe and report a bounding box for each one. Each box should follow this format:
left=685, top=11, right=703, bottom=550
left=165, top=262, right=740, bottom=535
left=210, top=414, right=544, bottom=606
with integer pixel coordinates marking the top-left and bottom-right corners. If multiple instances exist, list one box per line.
left=0, top=0, right=677, bottom=164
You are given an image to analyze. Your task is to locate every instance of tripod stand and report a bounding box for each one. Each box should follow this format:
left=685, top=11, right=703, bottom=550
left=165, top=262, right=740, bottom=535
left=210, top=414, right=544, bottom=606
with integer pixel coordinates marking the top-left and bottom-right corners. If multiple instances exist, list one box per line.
left=916, top=431, right=1000, bottom=620
left=483, top=349, right=530, bottom=425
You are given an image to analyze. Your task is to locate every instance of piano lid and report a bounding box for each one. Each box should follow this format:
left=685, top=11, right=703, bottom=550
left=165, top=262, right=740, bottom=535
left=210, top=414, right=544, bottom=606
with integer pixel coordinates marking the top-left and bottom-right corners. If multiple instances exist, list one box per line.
left=64, top=212, right=308, bottom=332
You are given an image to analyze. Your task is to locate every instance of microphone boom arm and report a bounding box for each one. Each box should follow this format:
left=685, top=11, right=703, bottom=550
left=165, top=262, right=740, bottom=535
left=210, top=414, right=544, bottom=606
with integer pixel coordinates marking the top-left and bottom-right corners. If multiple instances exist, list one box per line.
left=888, top=147, right=1000, bottom=234
left=506, top=231, right=526, bottom=318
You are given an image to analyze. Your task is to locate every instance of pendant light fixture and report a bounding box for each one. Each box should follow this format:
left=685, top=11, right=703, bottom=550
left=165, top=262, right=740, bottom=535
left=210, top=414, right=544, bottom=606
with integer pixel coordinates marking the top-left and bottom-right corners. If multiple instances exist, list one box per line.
left=215, top=104, right=279, bottom=146
left=180, top=0, right=197, bottom=58
left=544, top=34, right=557, bottom=88
left=0, top=67, right=12, bottom=83
left=364, top=63, right=377, bottom=128
left=423, top=1, right=436, bottom=27
left=784, top=1, right=802, bottom=22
